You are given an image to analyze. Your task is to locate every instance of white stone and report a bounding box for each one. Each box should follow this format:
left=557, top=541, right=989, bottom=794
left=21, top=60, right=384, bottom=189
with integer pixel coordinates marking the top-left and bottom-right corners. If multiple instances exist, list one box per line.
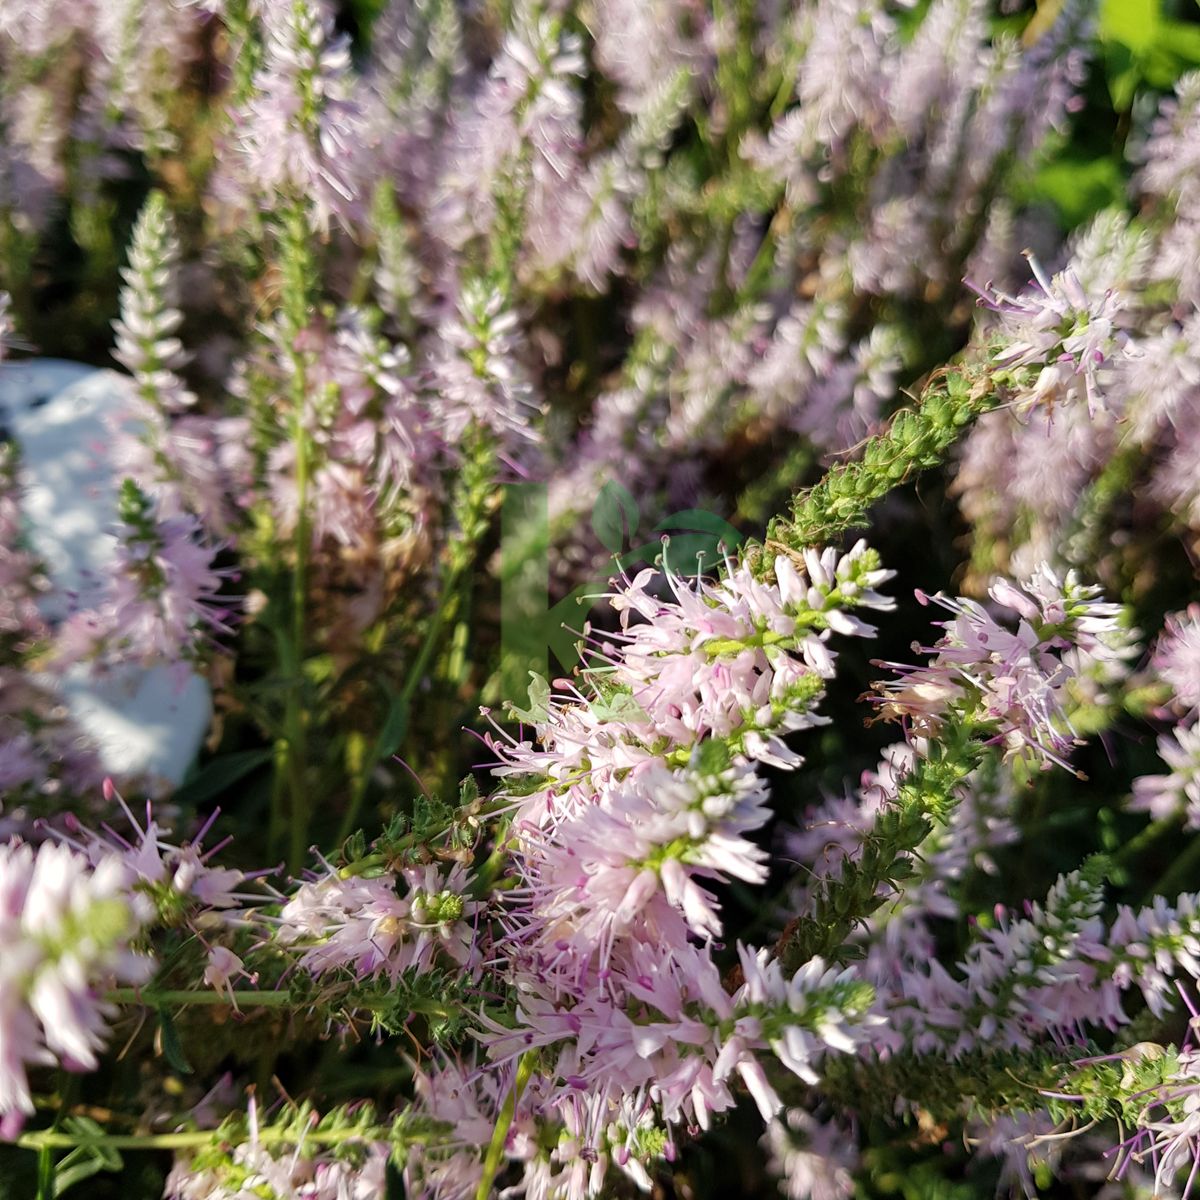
left=0, top=359, right=211, bottom=787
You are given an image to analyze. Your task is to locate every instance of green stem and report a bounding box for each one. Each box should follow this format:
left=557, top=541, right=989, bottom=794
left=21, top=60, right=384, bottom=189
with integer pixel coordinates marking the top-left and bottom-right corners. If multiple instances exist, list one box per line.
left=338, top=852, right=389, bottom=877
left=1063, top=437, right=1143, bottom=570
left=469, top=840, right=512, bottom=897
left=269, top=733, right=288, bottom=865
left=474, top=1051, right=534, bottom=1200
left=344, top=435, right=493, bottom=845
left=334, top=547, right=479, bottom=850
left=776, top=731, right=986, bottom=969
left=280, top=200, right=313, bottom=873
left=398, top=576, right=462, bottom=711
left=108, top=987, right=455, bottom=1021
left=404, top=441, right=495, bottom=707
left=1146, top=832, right=1200, bottom=904
left=1112, top=814, right=1180, bottom=868
left=759, top=360, right=999, bottom=569
left=36, top=1145, right=53, bottom=1199
left=337, top=755, right=375, bottom=850
left=17, top=1123, right=403, bottom=1154
left=736, top=206, right=785, bottom=307
left=339, top=796, right=513, bottom=877
left=767, top=52, right=801, bottom=120
left=817, top=1045, right=1088, bottom=1129
left=109, top=987, right=296, bottom=1008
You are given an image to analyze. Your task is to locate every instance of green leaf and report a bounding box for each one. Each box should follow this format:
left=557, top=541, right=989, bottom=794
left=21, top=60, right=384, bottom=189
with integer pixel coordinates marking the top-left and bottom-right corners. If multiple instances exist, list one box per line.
left=53, top=1149, right=120, bottom=1196
left=52, top=1119, right=123, bottom=1195
left=156, top=1006, right=194, bottom=1076
left=302, top=653, right=336, bottom=685
left=589, top=688, right=647, bottom=723
left=653, top=509, right=745, bottom=543
left=693, top=737, right=732, bottom=775
left=1141, top=24, right=1200, bottom=87
left=1026, top=155, right=1127, bottom=227
left=458, top=774, right=480, bottom=807
left=1100, top=0, right=1160, bottom=54
left=341, top=828, right=367, bottom=863
left=172, top=748, right=273, bottom=806
left=1165, top=20, right=1200, bottom=63
left=372, top=689, right=410, bottom=763
left=507, top=672, right=551, bottom=725
left=1103, top=41, right=1141, bottom=110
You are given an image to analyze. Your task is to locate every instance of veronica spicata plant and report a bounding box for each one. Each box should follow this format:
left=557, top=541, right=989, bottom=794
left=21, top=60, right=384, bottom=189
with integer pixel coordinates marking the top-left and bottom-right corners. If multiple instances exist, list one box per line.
left=3, top=1, right=1200, bottom=1199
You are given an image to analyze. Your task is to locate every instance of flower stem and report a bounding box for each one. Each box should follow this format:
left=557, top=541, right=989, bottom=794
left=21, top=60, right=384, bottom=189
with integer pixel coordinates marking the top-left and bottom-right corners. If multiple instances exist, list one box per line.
left=279, top=199, right=314, bottom=873
left=474, top=1051, right=534, bottom=1200
left=776, top=728, right=986, bottom=969
left=17, top=1123, right=402, bottom=1154
left=107, top=987, right=457, bottom=1022
left=338, top=796, right=513, bottom=877
left=336, top=433, right=496, bottom=849
left=109, top=987, right=297, bottom=1008
left=1112, top=814, right=1180, bottom=868
left=758, top=361, right=999, bottom=569
left=1145, top=832, right=1200, bottom=905
left=399, top=435, right=496, bottom=714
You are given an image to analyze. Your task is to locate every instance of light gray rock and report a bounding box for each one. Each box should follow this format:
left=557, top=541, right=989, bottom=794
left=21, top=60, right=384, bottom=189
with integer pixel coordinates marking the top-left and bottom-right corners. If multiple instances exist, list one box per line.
left=0, top=359, right=211, bottom=787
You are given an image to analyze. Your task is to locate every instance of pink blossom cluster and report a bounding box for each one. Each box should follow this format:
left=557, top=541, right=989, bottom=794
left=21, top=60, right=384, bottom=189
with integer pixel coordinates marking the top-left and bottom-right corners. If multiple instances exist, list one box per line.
left=263, top=308, right=438, bottom=567
left=226, top=0, right=372, bottom=232
left=954, top=69, right=1200, bottom=584
left=397, top=546, right=896, bottom=1194
left=404, top=1057, right=673, bottom=1200
left=409, top=946, right=881, bottom=1199
left=970, top=253, right=1129, bottom=416
left=0, top=839, right=153, bottom=1128
left=55, top=486, right=235, bottom=671
left=493, top=542, right=893, bottom=798
left=164, top=1097, right=390, bottom=1200
left=1156, top=606, right=1200, bottom=717
left=165, top=1140, right=389, bottom=1200
left=276, top=861, right=480, bottom=984
left=112, top=191, right=197, bottom=414
left=429, top=278, right=542, bottom=451
left=872, top=566, right=1128, bottom=771
left=433, top=6, right=584, bottom=258
left=1133, top=607, right=1200, bottom=829
left=761, top=1108, right=857, bottom=1200
left=59, top=783, right=260, bottom=934
left=890, top=872, right=1200, bottom=1056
